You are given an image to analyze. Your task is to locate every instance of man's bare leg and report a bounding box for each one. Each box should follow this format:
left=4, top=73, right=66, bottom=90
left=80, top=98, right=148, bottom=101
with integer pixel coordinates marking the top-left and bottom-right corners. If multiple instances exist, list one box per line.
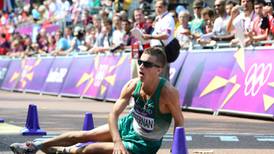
left=40, top=124, right=112, bottom=153
left=69, top=142, right=114, bottom=154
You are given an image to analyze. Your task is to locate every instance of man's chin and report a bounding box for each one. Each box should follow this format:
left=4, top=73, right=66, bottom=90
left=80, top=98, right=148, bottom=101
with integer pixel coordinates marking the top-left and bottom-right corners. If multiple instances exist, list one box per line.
left=138, top=75, right=145, bottom=81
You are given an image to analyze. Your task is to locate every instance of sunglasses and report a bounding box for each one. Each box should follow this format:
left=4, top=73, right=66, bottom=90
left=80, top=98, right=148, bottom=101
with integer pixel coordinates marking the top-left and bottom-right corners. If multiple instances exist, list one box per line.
left=138, top=60, right=161, bottom=68
left=214, top=4, right=221, bottom=7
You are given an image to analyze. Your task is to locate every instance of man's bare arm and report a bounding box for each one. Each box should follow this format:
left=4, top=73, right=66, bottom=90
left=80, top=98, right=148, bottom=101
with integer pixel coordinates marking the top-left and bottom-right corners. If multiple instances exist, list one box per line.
left=108, top=79, right=137, bottom=153
left=163, top=84, right=184, bottom=128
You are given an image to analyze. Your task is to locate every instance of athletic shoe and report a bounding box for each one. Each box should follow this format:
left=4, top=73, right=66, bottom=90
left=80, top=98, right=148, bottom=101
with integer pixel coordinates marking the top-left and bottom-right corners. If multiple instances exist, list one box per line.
left=10, top=141, right=38, bottom=154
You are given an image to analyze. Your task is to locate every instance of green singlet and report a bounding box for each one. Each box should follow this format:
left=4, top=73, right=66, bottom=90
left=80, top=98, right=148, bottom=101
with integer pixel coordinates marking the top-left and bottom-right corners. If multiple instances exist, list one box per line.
left=118, top=78, right=172, bottom=154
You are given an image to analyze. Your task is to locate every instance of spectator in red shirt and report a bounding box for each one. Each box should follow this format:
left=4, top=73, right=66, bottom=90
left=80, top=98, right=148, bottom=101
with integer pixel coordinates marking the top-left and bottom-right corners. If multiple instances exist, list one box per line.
left=0, top=33, right=10, bottom=55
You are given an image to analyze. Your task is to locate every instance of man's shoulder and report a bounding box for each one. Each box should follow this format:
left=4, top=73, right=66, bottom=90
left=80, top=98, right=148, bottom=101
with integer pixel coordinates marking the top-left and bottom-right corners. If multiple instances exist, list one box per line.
left=125, top=78, right=139, bottom=91
left=161, top=81, right=178, bottom=96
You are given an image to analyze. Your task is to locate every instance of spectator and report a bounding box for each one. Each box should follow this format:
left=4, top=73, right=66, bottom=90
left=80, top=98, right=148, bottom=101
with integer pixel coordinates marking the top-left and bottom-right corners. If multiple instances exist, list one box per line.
left=225, top=0, right=238, bottom=16
left=47, top=33, right=56, bottom=53
left=91, top=19, right=113, bottom=53
left=169, top=10, right=180, bottom=31
left=122, top=19, right=133, bottom=47
left=227, top=0, right=256, bottom=46
left=197, top=8, right=216, bottom=46
left=248, top=0, right=269, bottom=44
left=175, top=11, right=192, bottom=49
left=83, top=25, right=96, bottom=51
left=37, top=28, right=49, bottom=53
left=112, top=15, right=125, bottom=47
left=67, top=26, right=84, bottom=52
left=51, top=30, right=71, bottom=56
left=212, top=0, right=234, bottom=42
left=130, top=8, right=151, bottom=79
left=190, top=0, right=206, bottom=38
left=142, top=0, right=175, bottom=80
left=139, top=0, right=151, bottom=16
left=7, top=38, right=24, bottom=58
left=92, top=14, right=102, bottom=39
left=0, top=33, right=10, bottom=55
left=23, top=35, right=37, bottom=57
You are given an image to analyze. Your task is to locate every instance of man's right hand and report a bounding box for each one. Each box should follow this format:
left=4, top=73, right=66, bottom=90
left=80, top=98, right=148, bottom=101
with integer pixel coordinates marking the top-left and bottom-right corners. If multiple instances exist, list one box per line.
left=142, top=34, right=152, bottom=40
left=231, top=5, right=241, bottom=19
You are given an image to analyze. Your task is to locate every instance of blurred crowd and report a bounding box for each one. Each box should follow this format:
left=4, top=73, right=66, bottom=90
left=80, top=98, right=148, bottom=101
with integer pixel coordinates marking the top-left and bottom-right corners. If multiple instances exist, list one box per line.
left=0, top=0, right=274, bottom=58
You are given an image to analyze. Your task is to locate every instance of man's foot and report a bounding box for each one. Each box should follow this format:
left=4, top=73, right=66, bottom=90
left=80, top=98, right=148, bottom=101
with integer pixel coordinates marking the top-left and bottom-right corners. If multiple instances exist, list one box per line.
left=10, top=141, right=38, bottom=154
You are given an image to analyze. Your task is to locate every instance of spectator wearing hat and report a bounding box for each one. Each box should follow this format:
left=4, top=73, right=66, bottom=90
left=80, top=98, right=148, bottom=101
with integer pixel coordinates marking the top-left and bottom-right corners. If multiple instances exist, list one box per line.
left=190, top=0, right=206, bottom=38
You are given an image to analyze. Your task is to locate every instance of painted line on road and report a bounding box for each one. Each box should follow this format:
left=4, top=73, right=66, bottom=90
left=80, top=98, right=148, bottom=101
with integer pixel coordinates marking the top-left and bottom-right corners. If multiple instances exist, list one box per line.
left=0, top=123, right=22, bottom=134
left=255, top=136, right=274, bottom=142
left=204, top=135, right=239, bottom=142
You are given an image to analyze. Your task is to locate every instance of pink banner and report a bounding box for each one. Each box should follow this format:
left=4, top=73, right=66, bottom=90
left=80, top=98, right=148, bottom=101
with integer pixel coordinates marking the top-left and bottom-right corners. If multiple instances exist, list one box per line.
left=176, top=51, right=235, bottom=110
left=219, top=49, right=274, bottom=114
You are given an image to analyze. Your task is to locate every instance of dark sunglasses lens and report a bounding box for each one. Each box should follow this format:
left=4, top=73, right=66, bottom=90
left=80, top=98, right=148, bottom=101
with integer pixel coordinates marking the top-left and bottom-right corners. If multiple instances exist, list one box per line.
left=138, top=60, right=154, bottom=68
left=137, top=60, right=142, bottom=66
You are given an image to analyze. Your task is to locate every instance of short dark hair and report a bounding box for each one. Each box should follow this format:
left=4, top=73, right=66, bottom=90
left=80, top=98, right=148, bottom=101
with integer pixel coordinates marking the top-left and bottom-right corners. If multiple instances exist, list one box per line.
left=240, top=0, right=255, bottom=5
left=155, top=0, right=169, bottom=7
left=226, top=0, right=238, bottom=6
left=254, top=0, right=266, bottom=5
left=143, top=46, right=167, bottom=67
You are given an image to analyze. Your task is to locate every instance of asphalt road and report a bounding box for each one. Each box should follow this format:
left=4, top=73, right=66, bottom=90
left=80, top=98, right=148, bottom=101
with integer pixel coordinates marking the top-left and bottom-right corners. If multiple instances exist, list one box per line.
left=0, top=91, right=274, bottom=154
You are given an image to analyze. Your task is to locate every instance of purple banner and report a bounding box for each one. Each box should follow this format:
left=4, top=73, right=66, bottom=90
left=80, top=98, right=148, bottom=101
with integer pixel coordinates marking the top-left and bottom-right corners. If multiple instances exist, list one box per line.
left=83, top=55, right=120, bottom=99
left=14, top=58, right=41, bottom=91
left=176, top=51, right=235, bottom=110
left=60, top=55, right=94, bottom=97
left=105, top=54, right=131, bottom=101
left=24, top=58, right=53, bottom=93
left=170, top=51, right=187, bottom=85
left=1, top=59, right=22, bottom=91
left=219, top=49, right=274, bottom=115
left=16, top=25, right=33, bottom=35
left=15, top=24, right=60, bottom=35
left=43, top=24, right=60, bottom=33
left=0, top=59, right=10, bottom=86
left=41, top=57, right=73, bottom=95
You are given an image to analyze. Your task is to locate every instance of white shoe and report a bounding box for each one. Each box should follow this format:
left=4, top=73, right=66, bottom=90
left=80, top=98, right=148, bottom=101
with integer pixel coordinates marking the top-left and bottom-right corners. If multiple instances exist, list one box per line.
left=10, top=141, right=38, bottom=154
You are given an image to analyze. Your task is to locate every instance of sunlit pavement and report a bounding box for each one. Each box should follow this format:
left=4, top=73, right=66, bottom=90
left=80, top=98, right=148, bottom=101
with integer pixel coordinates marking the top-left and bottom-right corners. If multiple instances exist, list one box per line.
left=1, top=91, right=274, bottom=154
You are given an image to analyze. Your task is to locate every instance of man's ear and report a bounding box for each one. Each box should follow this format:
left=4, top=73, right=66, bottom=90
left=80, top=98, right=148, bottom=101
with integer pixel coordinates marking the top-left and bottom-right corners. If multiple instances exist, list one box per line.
left=158, top=67, right=163, bottom=74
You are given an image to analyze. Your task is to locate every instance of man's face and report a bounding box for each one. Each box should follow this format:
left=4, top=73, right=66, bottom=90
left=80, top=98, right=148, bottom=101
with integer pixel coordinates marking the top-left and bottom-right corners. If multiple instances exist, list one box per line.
left=113, top=16, right=121, bottom=28
left=254, top=4, right=263, bottom=16
left=155, top=1, right=166, bottom=16
left=138, top=54, right=162, bottom=81
left=214, top=0, right=225, bottom=15
left=134, top=10, right=144, bottom=23
left=225, top=4, right=234, bottom=15
left=241, top=0, right=253, bottom=11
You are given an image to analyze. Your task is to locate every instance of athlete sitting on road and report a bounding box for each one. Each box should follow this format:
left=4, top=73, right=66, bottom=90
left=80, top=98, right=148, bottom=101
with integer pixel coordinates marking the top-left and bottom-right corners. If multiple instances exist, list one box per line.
left=10, top=46, right=184, bottom=154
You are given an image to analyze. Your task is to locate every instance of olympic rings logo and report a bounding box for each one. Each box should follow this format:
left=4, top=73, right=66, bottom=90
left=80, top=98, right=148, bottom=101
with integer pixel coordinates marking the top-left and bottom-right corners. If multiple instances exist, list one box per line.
left=244, top=63, right=272, bottom=96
